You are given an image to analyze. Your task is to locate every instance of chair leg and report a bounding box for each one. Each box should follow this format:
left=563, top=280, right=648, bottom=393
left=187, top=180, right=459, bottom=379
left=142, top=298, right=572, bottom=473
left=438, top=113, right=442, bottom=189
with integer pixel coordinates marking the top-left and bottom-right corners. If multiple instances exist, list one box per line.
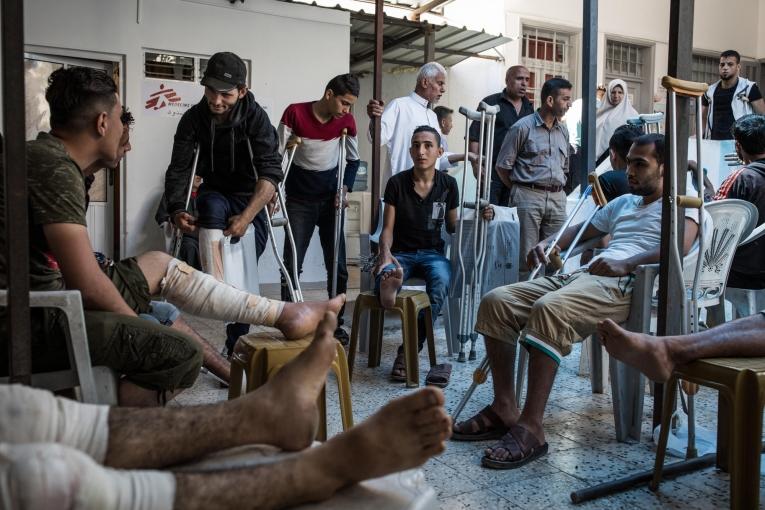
left=650, top=376, right=678, bottom=491
left=590, top=334, right=605, bottom=394
left=348, top=300, right=364, bottom=380
left=332, top=344, right=354, bottom=430
left=730, top=371, right=762, bottom=509
left=716, top=392, right=731, bottom=472
left=403, top=308, right=420, bottom=388
left=227, top=356, right=245, bottom=400
left=368, top=309, right=384, bottom=368
left=316, top=385, right=328, bottom=441
left=423, top=306, right=436, bottom=367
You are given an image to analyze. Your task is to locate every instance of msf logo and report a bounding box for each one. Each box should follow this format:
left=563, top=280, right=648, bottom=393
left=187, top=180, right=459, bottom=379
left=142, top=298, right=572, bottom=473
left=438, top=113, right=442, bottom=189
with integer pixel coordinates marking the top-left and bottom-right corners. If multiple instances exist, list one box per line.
left=145, top=83, right=181, bottom=111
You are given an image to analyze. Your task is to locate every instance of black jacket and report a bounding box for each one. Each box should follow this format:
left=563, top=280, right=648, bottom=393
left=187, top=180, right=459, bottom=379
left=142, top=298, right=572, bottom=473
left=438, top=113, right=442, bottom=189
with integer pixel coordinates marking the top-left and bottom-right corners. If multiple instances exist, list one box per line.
left=164, top=91, right=283, bottom=215
left=728, top=160, right=765, bottom=289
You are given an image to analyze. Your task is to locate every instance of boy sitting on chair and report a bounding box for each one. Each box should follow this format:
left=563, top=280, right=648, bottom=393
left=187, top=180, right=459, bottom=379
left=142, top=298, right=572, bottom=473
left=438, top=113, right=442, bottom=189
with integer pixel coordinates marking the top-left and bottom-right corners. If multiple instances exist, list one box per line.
left=375, top=126, right=494, bottom=385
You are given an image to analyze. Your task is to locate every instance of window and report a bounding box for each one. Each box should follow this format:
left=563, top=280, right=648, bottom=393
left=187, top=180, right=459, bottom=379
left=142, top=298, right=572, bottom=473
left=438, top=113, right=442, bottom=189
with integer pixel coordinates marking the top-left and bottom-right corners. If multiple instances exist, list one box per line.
left=521, top=27, right=574, bottom=106
left=144, top=51, right=251, bottom=86
left=606, top=41, right=644, bottom=79
left=692, top=54, right=719, bottom=85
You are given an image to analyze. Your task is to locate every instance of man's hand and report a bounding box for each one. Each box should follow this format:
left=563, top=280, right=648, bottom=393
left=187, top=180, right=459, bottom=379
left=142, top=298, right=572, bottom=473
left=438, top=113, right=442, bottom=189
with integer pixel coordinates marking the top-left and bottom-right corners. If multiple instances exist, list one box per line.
left=335, top=186, right=349, bottom=210
left=496, top=167, right=513, bottom=190
left=526, top=240, right=558, bottom=271
left=267, top=193, right=280, bottom=216
left=367, top=99, right=384, bottom=119
left=224, top=214, right=253, bottom=238
left=588, top=257, right=634, bottom=277
left=173, top=211, right=197, bottom=234
left=374, top=252, right=400, bottom=276
left=481, top=204, right=495, bottom=221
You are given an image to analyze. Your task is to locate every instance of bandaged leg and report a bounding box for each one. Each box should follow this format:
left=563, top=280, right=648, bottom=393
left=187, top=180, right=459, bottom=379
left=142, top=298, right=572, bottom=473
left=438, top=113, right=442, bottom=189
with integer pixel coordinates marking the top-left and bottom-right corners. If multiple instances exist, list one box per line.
left=0, top=384, right=109, bottom=462
left=198, top=227, right=225, bottom=281
left=0, top=443, right=175, bottom=510
left=161, top=259, right=284, bottom=327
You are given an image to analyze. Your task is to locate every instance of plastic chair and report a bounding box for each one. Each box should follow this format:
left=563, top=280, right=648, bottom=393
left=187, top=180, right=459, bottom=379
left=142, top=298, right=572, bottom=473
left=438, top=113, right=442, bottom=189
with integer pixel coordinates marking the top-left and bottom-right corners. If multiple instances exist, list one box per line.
left=724, top=222, right=765, bottom=319
left=0, top=289, right=118, bottom=405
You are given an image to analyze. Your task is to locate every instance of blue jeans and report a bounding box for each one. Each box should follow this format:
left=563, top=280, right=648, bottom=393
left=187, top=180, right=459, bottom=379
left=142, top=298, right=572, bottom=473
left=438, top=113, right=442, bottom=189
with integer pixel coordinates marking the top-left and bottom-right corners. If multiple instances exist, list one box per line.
left=375, top=249, right=451, bottom=347
left=196, top=187, right=269, bottom=354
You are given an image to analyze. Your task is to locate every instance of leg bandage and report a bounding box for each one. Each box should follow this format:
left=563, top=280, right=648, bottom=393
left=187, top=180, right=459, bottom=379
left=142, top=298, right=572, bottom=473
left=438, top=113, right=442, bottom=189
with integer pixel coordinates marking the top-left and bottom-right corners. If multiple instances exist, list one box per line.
left=0, top=443, right=175, bottom=510
left=198, top=228, right=225, bottom=281
left=0, top=385, right=109, bottom=462
left=161, top=259, right=284, bottom=327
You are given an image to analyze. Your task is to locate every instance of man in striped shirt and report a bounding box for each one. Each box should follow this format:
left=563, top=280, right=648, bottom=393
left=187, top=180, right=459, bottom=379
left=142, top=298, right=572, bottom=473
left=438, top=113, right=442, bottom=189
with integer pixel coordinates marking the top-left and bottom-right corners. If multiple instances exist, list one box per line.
left=277, top=74, right=361, bottom=343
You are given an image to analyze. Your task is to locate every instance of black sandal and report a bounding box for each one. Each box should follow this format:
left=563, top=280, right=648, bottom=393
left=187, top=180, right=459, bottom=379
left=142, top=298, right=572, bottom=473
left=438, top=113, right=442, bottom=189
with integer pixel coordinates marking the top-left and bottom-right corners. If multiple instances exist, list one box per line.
left=452, top=405, right=509, bottom=441
left=481, top=424, right=549, bottom=469
left=390, top=352, right=407, bottom=382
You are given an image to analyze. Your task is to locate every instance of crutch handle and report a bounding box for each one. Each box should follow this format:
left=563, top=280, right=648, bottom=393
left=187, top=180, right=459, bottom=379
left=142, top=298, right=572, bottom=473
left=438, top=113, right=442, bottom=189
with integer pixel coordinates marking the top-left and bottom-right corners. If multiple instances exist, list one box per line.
left=478, top=102, right=500, bottom=115
left=681, top=379, right=700, bottom=395
left=473, top=366, right=489, bottom=384
left=661, top=76, right=709, bottom=98
left=458, top=106, right=483, bottom=122
left=588, top=173, right=608, bottom=207
left=285, top=136, right=302, bottom=150
left=676, top=195, right=703, bottom=209
left=341, top=128, right=348, bottom=136
left=549, top=252, right=564, bottom=270
left=271, top=217, right=289, bottom=227
left=463, top=199, right=489, bottom=210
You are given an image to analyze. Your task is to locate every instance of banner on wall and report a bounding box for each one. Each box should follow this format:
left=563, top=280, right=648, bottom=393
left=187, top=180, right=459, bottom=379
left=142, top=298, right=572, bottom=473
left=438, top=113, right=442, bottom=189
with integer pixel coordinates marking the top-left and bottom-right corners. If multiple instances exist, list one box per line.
left=142, top=78, right=204, bottom=118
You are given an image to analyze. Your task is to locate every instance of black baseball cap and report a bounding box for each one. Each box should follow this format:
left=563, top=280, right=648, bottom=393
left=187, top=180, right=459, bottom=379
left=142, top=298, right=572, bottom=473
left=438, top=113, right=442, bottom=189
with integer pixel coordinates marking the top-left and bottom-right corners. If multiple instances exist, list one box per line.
left=201, top=52, right=247, bottom=92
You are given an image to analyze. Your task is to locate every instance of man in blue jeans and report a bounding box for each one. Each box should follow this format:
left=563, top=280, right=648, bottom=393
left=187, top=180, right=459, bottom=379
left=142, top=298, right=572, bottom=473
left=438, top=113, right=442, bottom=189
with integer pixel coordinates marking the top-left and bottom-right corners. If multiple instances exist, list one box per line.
left=375, top=126, right=494, bottom=383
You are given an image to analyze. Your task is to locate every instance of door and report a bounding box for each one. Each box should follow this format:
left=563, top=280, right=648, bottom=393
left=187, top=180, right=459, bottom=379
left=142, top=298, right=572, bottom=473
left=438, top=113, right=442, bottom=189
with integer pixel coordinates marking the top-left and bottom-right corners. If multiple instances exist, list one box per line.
left=24, top=52, right=119, bottom=258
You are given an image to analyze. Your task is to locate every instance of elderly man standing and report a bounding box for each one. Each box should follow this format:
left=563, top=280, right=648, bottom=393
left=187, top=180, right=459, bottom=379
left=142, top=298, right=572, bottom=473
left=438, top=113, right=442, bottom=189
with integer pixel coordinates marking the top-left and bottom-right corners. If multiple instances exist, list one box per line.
left=495, top=77, right=573, bottom=277
left=469, top=65, right=534, bottom=206
left=366, top=61, right=474, bottom=179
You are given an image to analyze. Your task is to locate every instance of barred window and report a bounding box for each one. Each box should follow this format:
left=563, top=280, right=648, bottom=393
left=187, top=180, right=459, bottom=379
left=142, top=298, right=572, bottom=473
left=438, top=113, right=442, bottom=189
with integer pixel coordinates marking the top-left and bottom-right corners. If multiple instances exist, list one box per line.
left=144, top=52, right=195, bottom=81
left=521, top=27, right=574, bottom=107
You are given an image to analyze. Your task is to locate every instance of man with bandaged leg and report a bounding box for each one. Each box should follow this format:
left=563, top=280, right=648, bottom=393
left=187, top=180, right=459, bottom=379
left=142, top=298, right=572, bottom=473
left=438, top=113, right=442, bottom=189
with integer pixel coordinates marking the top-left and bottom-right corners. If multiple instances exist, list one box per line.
left=0, top=66, right=343, bottom=407
left=0, top=312, right=452, bottom=510
left=164, top=51, right=284, bottom=357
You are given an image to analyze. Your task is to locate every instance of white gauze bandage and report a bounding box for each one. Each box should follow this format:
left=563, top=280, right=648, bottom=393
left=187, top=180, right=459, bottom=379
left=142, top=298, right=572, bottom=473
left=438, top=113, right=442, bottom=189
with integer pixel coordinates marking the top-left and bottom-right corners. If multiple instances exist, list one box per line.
left=161, top=259, right=284, bottom=327
left=0, top=385, right=109, bottom=462
left=0, top=443, right=175, bottom=510
left=198, top=228, right=225, bottom=281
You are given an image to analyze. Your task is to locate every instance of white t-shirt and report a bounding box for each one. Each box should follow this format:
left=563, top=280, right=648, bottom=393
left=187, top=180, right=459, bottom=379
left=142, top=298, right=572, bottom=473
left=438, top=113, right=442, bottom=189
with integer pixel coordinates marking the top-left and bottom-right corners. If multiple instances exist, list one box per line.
left=589, top=194, right=700, bottom=264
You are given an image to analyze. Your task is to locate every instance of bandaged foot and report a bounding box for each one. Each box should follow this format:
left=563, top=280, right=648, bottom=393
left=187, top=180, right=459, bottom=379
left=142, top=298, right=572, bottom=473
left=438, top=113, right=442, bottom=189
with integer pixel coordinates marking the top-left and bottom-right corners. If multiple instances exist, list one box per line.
left=198, top=228, right=225, bottom=281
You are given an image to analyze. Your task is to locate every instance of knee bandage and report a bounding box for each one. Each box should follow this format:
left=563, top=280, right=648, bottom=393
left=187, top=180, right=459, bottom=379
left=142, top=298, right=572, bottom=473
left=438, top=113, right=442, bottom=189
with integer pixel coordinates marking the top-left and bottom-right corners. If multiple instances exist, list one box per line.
left=198, top=228, right=225, bottom=281
left=161, top=259, right=284, bottom=327
left=0, top=443, right=175, bottom=510
left=0, top=385, right=109, bottom=462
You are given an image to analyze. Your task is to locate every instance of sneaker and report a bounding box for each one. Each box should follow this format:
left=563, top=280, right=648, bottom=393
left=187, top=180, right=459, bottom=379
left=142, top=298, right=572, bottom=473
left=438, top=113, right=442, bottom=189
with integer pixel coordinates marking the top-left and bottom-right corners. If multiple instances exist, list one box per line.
left=334, top=327, right=350, bottom=346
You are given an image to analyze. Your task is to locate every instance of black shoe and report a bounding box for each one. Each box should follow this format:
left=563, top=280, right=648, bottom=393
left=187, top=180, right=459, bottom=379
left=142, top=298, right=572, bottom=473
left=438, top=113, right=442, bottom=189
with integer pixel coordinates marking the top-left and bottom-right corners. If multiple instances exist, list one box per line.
left=334, top=327, right=350, bottom=346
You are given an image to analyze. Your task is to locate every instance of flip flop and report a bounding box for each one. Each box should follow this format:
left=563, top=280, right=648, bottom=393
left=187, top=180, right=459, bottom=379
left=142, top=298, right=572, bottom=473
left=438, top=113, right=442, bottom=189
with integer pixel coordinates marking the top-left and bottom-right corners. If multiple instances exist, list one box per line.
left=452, top=405, right=509, bottom=441
left=481, top=424, right=549, bottom=469
left=425, top=363, right=452, bottom=388
left=390, top=352, right=407, bottom=382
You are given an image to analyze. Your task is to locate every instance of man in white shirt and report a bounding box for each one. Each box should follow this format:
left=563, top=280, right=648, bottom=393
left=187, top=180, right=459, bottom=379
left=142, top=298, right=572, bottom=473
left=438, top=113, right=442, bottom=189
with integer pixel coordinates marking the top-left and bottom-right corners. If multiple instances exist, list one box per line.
left=366, top=62, right=474, bottom=180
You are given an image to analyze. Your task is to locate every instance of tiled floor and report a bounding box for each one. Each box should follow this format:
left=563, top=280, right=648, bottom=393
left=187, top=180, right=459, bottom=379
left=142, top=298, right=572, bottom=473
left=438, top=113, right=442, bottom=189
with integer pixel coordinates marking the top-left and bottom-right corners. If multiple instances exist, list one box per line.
left=176, top=274, right=755, bottom=509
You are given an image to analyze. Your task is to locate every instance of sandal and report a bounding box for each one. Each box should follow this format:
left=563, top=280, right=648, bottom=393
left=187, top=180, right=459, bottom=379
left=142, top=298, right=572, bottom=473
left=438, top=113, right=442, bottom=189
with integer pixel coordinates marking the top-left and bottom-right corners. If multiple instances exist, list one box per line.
left=390, top=352, right=407, bottom=382
left=481, top=424, right=549, bottom=469
left=425, top=363, right=452, bottom=388
left=451, top=405, right=509, bottom=441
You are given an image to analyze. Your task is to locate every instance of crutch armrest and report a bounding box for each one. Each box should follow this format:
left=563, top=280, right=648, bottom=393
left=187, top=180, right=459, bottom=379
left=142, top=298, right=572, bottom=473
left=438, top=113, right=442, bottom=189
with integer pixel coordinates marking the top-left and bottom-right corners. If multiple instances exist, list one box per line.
left=587, top=173, right=608, bottom=206
left=676, top=195, right=703, bottom=209
left=661, top=76, right=709, bottom=98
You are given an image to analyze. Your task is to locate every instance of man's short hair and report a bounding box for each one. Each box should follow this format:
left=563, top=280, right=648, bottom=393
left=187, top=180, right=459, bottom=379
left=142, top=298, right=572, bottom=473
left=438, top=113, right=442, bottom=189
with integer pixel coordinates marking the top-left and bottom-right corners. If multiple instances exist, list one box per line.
left=412, top=125, right=441, bottom=146
left=121, top=106, right=135, bottom=127
left=417, top=62, right=447, bottom=83
left=540, top=77, right=573, bottom=103
left=434, top=106, right=453, bottom=123
left=326, top=73, right=360, bottom=98
left=609, top=125, right=643, bottom=160
left=720, top=50, right=741, bottom=63
left=46, top=67, right=118, bottom=131
left=633, top=133, right=665, bottom=165
left=732, top=114, right=765, bottom=155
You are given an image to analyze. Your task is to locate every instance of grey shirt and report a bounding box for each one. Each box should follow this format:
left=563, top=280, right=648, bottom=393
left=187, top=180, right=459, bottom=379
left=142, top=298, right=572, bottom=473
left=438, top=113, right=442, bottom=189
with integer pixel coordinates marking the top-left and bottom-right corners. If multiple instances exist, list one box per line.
left=495, top=111, right=569, bottom=187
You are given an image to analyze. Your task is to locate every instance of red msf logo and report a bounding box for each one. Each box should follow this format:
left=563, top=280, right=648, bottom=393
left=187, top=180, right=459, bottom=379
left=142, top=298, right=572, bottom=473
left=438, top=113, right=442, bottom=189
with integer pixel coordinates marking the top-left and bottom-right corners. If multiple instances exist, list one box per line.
left=145, top=84, right=181, bottom=110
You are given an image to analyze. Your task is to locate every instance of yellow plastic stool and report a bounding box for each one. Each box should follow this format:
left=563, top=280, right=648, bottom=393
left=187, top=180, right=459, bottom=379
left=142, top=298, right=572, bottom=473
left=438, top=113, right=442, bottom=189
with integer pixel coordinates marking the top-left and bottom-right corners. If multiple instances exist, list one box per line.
left=227, top=328, right=353, bottom=441
left=348, top=290, right=436, bottom=388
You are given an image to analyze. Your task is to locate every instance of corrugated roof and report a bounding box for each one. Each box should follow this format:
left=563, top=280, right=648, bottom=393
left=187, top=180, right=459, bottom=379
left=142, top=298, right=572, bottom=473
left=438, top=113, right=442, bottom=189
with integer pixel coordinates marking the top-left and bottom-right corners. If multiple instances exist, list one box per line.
left=275, top=0, right=509, bottom=72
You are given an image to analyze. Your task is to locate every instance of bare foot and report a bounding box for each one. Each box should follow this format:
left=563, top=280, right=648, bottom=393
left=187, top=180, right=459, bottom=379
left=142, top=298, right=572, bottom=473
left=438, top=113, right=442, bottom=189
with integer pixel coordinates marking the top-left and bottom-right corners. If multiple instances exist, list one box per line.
left=379, top=267, right=403, bottom=309
left=237, top=311, right=340, bottom=451
left=275, top=294, right=345, bottom=340
left=302, top=386, right=451, bottom=499
left=598, top=319, right=673, bottom=382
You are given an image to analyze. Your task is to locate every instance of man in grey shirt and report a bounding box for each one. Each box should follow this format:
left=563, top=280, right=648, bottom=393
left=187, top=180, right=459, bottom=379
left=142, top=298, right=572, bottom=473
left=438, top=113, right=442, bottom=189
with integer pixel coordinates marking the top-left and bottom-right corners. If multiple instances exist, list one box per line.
left=495, top=77, right=573, bottom=275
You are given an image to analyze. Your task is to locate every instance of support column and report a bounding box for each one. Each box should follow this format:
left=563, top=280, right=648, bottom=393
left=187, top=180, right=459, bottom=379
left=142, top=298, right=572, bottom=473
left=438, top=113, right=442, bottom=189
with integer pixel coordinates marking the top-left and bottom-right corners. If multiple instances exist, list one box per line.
left=371, top=0, right=384, bottom=226
left=580, top=0, right=598, bottom=194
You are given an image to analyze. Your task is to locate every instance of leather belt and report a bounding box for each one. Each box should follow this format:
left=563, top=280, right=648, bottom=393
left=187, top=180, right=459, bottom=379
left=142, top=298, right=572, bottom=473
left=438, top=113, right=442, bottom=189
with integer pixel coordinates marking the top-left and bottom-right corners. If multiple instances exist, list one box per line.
left=512, top=181, right=564, bottom=193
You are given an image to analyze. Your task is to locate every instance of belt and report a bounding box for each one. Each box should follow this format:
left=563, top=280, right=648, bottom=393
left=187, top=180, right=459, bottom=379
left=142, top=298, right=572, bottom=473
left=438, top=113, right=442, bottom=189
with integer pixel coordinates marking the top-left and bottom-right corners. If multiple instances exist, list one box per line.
left=512, top=181, right=564, bottom=193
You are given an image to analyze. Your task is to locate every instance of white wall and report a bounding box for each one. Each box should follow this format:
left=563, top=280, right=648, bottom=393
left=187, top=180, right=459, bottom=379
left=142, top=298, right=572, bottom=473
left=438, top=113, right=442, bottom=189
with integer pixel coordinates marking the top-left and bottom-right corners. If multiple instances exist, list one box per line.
left=21, top=0, right=351, bottom=284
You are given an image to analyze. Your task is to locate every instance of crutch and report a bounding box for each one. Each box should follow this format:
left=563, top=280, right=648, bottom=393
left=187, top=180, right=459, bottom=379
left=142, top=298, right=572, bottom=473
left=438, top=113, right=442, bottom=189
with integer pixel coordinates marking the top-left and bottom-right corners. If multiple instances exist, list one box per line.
left=331, top=128, right=349, bottom=298
left=171, top=143, right=200, bottom=258
left=660, top=76, right=707, bottom=462
left=454, top=102, right=499, bottom=363
left=247, top=136, right=304, bottom=302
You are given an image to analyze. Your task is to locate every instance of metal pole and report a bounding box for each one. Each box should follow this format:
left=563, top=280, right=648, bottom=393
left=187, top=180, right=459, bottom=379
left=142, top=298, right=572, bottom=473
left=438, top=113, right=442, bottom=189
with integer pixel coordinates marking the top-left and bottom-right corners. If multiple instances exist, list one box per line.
left=655, top=0, right=694, bottom=428
left=3, top=0, right=31, bottom=384
left=579, top=0, right=597, bottom=195
left=371, top=0, right=384, bottom=230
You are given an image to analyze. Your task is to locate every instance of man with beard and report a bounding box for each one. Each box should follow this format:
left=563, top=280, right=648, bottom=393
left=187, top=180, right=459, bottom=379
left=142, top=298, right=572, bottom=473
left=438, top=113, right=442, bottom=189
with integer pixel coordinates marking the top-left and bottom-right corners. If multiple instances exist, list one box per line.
left=452, top=134, right=703, bottom=470
left=164, top=51, right=283, bottom=356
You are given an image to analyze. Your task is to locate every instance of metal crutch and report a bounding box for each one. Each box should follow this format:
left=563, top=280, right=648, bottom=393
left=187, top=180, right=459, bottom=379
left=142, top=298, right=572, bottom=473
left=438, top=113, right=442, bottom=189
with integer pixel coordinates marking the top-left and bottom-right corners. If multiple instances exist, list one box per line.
left=171, top=143, right=200, bottom=258
left=331, top=128, right=349, bottom=298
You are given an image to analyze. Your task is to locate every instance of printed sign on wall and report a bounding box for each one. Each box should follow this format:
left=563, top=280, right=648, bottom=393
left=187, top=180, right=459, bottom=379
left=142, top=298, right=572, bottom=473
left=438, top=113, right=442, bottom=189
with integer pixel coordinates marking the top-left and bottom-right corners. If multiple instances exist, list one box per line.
left=142, top=78, right=203, bottom=118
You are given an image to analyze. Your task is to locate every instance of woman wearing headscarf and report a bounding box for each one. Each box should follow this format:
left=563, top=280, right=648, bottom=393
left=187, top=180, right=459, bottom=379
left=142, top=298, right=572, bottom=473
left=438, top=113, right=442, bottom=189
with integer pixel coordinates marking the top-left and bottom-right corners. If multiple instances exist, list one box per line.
left=595, top=79, right=639, bottom=165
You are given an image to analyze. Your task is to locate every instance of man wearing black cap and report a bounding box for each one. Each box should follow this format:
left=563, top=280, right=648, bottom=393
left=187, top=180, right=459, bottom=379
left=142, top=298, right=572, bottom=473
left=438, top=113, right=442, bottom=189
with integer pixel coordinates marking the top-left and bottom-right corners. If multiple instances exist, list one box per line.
left=164, top=51, right=283, bottom=356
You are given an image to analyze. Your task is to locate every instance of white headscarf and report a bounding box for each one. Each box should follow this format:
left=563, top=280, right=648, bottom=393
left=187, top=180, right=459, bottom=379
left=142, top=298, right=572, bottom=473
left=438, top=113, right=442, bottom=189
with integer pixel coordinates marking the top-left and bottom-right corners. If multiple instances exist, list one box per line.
left=595, top=79, right=639, bottom=158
